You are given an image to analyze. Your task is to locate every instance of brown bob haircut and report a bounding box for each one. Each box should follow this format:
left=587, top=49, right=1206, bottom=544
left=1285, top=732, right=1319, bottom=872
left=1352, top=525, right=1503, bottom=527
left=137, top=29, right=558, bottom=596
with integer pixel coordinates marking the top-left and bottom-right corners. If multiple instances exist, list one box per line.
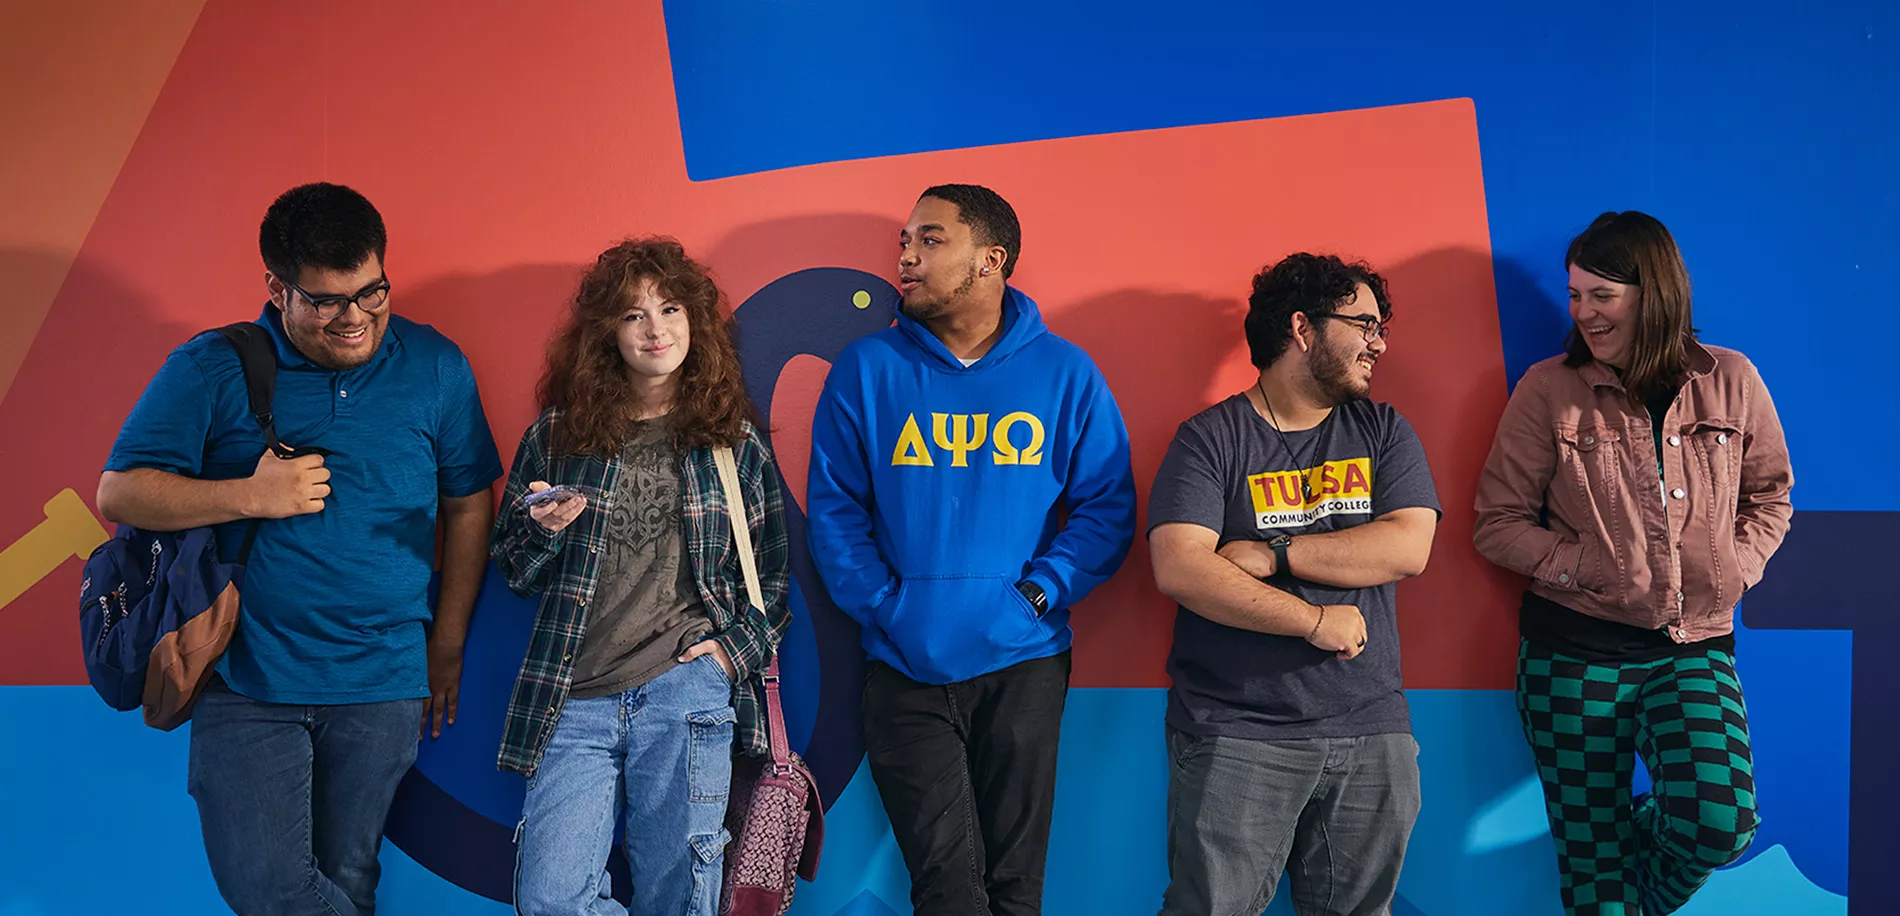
left=1564, top=210, right=1699, bottom=402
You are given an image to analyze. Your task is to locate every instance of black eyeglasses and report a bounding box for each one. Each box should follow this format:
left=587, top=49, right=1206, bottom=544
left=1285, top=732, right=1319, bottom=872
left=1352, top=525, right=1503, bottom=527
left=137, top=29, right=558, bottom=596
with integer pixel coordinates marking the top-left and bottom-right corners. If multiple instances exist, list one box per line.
left=1312, top=313, right=1390, bottom=342
left=284, top=275, right=392, bottom=321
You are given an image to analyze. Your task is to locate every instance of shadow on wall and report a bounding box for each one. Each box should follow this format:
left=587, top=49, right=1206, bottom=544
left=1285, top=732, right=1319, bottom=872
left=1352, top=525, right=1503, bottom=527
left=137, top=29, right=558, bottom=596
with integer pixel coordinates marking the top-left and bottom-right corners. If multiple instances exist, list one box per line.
left=1047, top=288, right=1246, bottom=686
left=1376, top=245, right=1524, bottom=691
left=1492, top=253, right=1571, bottom=390
left=706, top=212, right=910, bottom=809
left=392, top=261, right=593, bottom=459
left=1051, top=245, right=1529, bottom=692
left=0, top=247, right=199, bottom=687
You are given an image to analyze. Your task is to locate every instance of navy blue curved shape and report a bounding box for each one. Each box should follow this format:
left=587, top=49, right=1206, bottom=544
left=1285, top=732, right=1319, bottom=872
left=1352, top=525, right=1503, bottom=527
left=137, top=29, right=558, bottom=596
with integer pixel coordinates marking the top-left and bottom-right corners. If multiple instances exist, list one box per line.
left=1743, top=509, right=1895, bottom=911
left=385, top=767, right=635, bottom=905
left=731, top=266, right=900, bottom=805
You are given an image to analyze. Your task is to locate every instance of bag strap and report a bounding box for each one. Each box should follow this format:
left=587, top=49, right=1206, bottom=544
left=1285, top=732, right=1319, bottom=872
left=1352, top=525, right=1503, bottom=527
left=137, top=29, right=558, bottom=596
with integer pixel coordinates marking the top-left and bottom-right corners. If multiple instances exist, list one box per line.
left=712, top=445, right=791, bottom=776
left=215, top=322, right=288, bottom=457
left=212, top=321, right=330, bottom=565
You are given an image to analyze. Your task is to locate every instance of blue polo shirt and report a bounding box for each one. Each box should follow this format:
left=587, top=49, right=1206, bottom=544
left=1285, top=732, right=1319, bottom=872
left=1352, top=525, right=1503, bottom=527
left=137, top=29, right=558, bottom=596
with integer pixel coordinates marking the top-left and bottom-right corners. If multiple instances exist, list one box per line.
left=105, top=306, right=504, bottom=704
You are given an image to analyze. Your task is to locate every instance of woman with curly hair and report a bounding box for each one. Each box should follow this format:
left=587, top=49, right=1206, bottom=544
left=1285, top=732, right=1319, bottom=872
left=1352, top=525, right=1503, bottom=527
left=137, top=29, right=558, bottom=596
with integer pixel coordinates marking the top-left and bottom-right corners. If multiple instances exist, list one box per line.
left=1474, top=211, right=1792, bottom=915
left=490, top=237, right=791, bottom=915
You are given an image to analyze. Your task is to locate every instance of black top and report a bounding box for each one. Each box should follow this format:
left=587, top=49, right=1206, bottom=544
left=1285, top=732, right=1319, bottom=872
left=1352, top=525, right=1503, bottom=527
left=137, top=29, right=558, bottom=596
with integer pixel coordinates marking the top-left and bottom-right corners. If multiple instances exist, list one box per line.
left=1645, top=387, right=1676, bottom=472
left=1519, top=592, right=1734, bottom=663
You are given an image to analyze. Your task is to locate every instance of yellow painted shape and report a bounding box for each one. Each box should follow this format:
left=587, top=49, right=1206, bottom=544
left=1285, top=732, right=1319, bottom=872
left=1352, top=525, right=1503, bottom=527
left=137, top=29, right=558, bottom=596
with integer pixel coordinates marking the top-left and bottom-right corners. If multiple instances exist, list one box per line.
left=0, top=488, right=109, bottom=611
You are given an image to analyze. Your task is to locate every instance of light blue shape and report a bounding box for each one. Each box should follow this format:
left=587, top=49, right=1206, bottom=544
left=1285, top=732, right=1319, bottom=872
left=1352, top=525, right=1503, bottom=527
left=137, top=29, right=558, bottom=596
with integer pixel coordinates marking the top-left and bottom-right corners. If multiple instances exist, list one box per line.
left=1042, top=689, right=1171, bottom=913
left=784, top=756, right=913, bottom=914
left=0, top=687, right=223, bottom=916
left=792, top=688, right=1567, bottom=916
left=1675, top=844, right=1847, bottom=916
left=1403, top=689, right=1566, bottom=914
left=1466, top=773, right=1551, bottom=854
left=0, top=683, right=1846, bottom=915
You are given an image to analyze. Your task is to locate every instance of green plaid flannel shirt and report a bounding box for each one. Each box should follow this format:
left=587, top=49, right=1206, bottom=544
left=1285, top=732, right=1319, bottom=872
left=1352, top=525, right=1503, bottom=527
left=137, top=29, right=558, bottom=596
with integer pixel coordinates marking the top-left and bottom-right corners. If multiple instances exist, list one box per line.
left=491, top=409, right=790, bottom=776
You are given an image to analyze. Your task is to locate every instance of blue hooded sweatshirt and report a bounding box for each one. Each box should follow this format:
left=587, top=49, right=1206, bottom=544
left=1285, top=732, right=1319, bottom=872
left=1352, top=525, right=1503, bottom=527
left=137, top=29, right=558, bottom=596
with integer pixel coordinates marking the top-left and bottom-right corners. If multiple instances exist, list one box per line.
left=807, top=287, right=1137, bottom=685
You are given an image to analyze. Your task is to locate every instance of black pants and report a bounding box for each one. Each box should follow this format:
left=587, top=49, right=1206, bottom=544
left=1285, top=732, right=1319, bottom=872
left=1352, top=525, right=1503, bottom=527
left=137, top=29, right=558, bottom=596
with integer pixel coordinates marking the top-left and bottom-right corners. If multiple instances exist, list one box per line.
left=862, top=651, right=1072, bottom=916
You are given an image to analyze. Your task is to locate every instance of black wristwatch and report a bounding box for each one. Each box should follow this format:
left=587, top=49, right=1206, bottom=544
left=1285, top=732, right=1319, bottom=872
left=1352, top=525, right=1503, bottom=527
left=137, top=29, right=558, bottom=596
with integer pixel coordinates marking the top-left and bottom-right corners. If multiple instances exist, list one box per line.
left=1268, top=534, right=1294, bottom=578
left=1016, top=580, right=1049, bottom=617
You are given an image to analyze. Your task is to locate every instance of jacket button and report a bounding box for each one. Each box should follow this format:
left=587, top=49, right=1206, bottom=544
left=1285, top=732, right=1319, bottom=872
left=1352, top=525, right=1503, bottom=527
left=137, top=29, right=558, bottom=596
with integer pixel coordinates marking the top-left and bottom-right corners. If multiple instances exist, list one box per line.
left=1583, top=435, right=1595, bottom=445
left=1717, top=433, right=1730, bottom=445
left=1676, top=591, right=1685, bottom=603
left=1668, top=435, right=1681, bottom=446
left=1558, top=573, right=1571, bottom=584
left=1670, top=488, right=1685, bottom=499
left=546, top=706, right=555, bottom=714
left=562, top=654, right=571, bottom=662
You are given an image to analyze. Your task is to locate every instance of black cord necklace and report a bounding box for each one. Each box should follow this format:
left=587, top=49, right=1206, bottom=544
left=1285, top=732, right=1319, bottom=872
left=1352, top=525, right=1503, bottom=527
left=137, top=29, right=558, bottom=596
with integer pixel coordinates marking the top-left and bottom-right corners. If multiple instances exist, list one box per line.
left=1257, top=378, right=1321, bottom=504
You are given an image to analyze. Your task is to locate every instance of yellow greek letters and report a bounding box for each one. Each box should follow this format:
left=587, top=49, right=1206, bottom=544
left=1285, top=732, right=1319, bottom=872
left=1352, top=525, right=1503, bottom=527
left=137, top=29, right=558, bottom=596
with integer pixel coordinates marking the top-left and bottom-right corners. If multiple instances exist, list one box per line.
left=932, top=413, right=990, bottom=467
left=891, top=411, right=1046, bottom=468
left=892, top=414, right=935, bottom=466
left=992, top=411, right=1045, bottom=466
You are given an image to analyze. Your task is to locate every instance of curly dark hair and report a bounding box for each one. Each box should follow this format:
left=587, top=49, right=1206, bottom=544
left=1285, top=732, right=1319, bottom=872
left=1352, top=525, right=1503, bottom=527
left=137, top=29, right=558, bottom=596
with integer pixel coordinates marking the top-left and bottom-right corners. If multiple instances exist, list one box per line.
left=1244, top=253, right=1393, bottom=368
left=536, top=238, right=756, bottom=457
left=258, top=182, right=387, bottom=284
left=921, top=184, right=1022, bottom=279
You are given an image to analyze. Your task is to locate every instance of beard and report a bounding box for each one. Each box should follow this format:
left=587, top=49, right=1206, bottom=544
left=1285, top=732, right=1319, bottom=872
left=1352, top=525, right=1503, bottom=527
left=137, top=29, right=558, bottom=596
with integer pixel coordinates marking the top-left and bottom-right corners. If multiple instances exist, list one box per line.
left=285, top=319, right=386, bottom=370
left=899, top=257, right=979, bottom=323
left=1308, top=336, right=1372, bottom=405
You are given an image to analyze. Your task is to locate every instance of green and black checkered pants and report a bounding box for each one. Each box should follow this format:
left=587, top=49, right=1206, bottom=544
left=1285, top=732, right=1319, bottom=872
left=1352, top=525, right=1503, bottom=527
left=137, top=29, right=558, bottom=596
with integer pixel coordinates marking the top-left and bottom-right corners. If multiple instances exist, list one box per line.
left=1516, top=640, right=1759, bottom=915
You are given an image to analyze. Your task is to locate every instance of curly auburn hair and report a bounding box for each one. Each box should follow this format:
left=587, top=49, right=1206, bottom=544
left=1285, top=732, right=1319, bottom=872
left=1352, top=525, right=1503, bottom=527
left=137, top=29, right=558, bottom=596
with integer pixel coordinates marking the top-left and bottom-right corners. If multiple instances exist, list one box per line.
left=536, top=237, right=756, bottom=457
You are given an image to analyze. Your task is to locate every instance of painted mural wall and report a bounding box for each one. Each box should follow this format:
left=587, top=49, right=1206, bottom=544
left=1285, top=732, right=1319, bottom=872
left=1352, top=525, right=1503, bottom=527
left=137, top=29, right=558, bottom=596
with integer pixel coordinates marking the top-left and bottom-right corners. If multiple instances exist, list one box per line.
left=1, top=2, right=1892, bottom=914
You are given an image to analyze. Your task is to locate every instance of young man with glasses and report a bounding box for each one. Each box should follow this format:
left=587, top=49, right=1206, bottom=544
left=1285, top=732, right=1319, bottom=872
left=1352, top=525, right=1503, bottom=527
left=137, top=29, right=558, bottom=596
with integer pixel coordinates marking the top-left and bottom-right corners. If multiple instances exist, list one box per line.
left=1146, top=253, right=1441, bottom=916
left=97, top=182, right=502, bottom=915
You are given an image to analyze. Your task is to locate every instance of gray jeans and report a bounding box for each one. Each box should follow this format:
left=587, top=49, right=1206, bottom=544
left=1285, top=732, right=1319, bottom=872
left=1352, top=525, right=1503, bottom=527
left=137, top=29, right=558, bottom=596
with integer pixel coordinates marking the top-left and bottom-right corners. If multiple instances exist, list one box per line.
left=1159, top=728, right=1421, bottom=916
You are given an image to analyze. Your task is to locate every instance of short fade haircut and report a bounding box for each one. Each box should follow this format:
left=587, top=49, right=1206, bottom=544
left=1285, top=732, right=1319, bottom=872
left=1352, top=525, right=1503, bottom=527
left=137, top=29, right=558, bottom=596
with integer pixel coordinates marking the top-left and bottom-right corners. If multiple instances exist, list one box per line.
left=259, top=182, right=388, bottom=285
left=1244, top=252, right=1393, bottom=368
left=920, top=184, right=1022, bottom=279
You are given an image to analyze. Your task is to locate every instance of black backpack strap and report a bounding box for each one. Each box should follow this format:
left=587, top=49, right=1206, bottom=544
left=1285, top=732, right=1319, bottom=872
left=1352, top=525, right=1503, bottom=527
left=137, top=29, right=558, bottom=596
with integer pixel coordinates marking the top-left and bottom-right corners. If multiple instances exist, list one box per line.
left=215, top=322, right=289, bottom=458
left=210, top=321, right=329, bottom=565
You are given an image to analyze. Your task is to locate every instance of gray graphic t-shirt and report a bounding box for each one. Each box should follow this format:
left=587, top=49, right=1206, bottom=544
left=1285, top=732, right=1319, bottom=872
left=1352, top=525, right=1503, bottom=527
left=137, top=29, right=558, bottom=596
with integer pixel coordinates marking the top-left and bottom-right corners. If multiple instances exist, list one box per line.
left=1148, top=394, right=1440, bottom=740
left=569, top=422, right=713, bottom=699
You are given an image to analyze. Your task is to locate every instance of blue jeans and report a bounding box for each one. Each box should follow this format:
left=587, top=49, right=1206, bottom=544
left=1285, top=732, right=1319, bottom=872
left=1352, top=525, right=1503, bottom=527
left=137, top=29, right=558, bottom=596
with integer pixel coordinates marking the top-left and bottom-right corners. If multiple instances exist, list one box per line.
left=514, top=655, right=736, bottom=916
left=188, top=676, right=423, bottom=916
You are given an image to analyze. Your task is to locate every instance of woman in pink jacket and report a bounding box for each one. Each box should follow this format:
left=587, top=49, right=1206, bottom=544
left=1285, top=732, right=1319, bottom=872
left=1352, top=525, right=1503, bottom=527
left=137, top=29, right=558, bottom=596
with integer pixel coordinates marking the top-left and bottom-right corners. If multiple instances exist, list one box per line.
left=1474, top=211, right=1793, bottom=915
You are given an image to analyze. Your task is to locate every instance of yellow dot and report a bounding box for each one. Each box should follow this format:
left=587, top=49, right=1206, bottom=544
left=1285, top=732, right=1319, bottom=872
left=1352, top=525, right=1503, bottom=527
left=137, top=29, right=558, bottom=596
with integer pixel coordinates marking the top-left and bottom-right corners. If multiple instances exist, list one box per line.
left=852, top=290, right=872, bottom=309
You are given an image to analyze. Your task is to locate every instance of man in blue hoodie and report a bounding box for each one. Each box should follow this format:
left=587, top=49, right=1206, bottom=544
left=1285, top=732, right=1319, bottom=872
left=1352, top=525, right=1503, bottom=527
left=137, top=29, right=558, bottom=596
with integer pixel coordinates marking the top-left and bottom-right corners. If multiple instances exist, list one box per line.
left=808, top=184, right=1137, bottom=915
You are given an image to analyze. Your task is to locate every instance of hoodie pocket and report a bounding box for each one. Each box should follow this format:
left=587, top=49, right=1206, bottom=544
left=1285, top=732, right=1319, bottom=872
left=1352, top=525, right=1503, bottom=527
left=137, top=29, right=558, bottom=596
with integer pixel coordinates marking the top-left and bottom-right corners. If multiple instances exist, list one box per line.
left=880, top=574, right=1048, bottom=682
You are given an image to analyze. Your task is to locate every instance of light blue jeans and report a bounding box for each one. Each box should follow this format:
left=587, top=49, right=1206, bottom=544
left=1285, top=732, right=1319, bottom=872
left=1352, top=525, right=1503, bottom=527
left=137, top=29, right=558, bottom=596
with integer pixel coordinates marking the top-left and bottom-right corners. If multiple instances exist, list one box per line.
left=514, top=655, right=735, bottom=916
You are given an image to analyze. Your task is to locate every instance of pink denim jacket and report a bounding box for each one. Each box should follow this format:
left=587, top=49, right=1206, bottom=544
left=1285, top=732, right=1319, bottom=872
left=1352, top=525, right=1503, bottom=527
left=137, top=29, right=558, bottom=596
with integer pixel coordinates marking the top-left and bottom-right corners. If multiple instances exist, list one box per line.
left=1473, top=343, right=1792, bottom=642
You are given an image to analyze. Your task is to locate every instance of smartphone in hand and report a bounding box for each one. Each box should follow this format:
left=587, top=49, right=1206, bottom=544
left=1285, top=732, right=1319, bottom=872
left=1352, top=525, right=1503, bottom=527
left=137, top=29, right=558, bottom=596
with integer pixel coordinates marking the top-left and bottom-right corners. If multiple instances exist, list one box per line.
left=521, top=484, right=585, bottom=508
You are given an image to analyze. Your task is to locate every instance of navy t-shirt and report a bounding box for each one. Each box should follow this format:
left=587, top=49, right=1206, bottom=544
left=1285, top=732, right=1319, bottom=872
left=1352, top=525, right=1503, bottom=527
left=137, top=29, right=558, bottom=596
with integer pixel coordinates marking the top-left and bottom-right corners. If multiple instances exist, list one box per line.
left=1148, top=394, right=1440, bottom=740
left=105, top=306, right=504, bottom=704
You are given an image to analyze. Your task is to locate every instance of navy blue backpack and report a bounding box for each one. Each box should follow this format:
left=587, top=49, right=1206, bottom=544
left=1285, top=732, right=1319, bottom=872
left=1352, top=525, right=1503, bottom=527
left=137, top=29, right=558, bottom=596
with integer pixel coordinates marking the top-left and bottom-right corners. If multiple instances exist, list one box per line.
left=78, top=322, right=314, bottom=730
